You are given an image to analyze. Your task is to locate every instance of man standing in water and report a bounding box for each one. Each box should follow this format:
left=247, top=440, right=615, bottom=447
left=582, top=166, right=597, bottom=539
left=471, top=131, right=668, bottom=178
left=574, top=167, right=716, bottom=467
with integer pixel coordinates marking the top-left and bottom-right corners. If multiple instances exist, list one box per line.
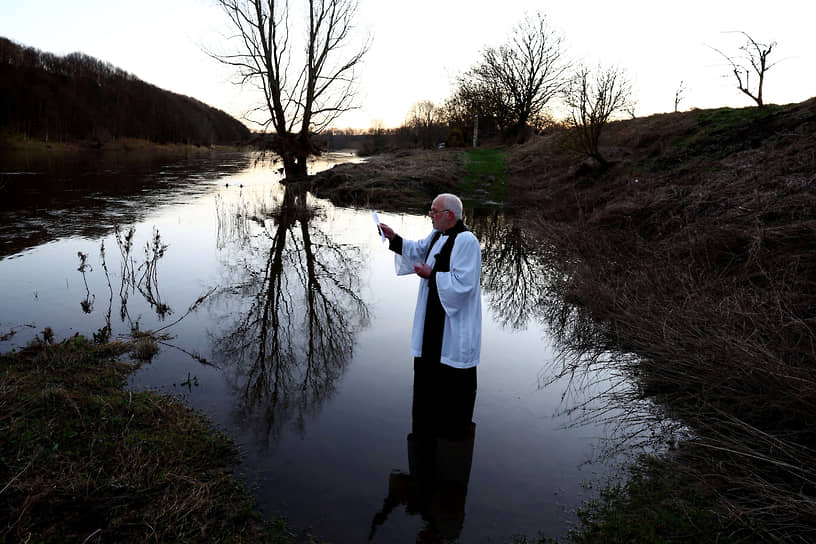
left=378, top=193, right=482, bottom=440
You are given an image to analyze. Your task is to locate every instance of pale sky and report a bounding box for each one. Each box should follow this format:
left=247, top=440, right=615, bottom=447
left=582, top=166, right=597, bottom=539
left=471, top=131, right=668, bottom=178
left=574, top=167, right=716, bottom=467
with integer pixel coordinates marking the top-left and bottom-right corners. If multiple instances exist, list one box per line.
left=1, top=0, right=814, bottom=130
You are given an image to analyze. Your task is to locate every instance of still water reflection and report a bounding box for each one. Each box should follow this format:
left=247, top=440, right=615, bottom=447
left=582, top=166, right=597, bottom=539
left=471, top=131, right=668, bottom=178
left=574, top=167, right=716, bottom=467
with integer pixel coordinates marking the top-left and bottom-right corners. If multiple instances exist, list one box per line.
left=211, top=183, right=369, bottom=444
left=369, top=363, right=477, bottom=542
left=0, top=151, right=629, bottom=543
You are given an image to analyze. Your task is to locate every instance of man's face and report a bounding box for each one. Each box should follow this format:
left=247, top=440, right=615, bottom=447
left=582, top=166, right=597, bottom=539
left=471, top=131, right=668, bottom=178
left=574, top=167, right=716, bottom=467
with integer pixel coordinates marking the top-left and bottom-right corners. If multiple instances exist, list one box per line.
left=429, top=198, right=454, bottom=231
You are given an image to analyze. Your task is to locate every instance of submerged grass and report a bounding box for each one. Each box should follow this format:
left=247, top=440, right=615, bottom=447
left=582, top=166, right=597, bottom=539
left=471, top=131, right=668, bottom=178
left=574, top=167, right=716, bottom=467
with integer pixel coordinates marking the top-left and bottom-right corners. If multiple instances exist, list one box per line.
left=0, top=333, right=319, bottom=543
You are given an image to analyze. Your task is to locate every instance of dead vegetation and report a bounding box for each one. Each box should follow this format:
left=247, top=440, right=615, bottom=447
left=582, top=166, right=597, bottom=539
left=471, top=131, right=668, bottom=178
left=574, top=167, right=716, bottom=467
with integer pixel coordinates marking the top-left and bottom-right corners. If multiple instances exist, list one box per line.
left=510, top=98, right=816, bottom=541
left=0, top=332, right=310, bottom=542
left=306, top=148, right=466, bottom=211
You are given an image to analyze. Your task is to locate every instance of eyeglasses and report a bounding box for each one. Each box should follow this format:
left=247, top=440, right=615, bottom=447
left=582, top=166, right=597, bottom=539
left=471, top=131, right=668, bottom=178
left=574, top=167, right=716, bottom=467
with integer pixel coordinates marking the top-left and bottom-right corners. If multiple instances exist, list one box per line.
left=428, top=208, right=451, bottom=217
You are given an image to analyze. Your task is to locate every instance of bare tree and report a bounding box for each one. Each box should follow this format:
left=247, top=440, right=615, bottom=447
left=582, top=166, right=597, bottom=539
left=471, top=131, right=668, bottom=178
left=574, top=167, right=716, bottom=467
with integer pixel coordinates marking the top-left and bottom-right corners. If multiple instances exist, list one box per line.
left=709, top=31, right=776, bottom=108
left=624, top=96, right=638, bottom=120
left=440, top=88, right=475, bottom=142
left=674, top=80, right=687, bottom=112
left=563, top=64, right=632, bottom=166
left=405, top=100, right=443, bottom=148
left=464, top=11, right=568, bottom=143
left=406, top=100, right=439, bottom=129
left=368, top=119, right=385, bottom=135
left=213, top=0, right=370, bottom=178
left=445, top=72, right=512, bottom=142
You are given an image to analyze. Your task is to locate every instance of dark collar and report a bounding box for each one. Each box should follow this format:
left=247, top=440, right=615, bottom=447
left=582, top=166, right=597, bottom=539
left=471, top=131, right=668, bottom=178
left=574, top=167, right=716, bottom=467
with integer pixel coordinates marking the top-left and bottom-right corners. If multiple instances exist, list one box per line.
left=442, top=219, right=467, bottom=236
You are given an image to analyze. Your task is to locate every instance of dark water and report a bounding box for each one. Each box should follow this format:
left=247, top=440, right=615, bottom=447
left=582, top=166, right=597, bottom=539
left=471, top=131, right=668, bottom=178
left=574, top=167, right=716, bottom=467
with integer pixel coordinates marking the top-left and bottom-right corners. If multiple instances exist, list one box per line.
left=0, top=150, right=632, bottom=543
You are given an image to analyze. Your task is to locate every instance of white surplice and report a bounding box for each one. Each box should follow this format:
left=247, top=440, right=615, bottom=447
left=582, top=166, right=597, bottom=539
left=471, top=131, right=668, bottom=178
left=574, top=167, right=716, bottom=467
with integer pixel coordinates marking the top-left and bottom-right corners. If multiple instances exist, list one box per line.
left=394, top=229, right=482, bottom=368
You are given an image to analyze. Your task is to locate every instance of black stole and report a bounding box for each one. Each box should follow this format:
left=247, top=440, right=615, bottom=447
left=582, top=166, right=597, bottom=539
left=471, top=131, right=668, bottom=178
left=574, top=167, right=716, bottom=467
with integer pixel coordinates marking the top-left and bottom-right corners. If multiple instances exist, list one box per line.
left=421, top=220, right=467, bottom=362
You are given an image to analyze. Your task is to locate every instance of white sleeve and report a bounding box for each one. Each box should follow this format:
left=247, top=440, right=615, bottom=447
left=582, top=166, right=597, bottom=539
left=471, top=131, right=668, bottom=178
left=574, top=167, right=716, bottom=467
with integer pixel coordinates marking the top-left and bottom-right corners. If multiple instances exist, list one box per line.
left=435, top=233, right=481, bottom=316
left=394, top=230, right=438, bottom=276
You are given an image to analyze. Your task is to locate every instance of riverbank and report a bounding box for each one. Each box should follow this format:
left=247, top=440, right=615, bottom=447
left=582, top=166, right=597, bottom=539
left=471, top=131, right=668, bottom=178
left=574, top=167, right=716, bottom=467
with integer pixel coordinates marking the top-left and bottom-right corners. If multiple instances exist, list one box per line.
left=312, top=98, right=816, bottom=542
left=0, top=132, right=247, bottom=155
left=305, top=148, right=467, bottom=210
left=0, top=332, right=319, bottom=543
left=511, top=100, right=815, bottom=542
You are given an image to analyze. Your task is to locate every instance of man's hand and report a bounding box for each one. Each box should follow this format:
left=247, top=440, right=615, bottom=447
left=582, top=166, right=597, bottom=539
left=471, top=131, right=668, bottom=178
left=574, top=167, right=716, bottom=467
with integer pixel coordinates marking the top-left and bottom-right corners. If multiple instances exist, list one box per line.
left=413, top=263, right=432, bottom=279
left=379, top=223, right=395, bottom=241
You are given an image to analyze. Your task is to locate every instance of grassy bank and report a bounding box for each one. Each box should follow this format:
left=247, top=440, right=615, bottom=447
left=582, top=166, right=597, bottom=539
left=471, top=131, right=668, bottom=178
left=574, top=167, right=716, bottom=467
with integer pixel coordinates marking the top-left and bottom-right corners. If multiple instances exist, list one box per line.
left=0, top=332, right=316, bottom=543
left=306, top=146, right=510, bottom=211
left=508, top=99, right=816, bottom=542
left=558, top=456, right=730, bottom=543
left=307, top=148, right=467, bottom=210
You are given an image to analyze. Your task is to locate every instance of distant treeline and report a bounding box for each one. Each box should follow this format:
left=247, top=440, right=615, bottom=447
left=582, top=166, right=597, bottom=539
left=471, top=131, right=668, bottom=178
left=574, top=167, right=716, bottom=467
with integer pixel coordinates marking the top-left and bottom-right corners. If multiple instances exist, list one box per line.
left=0, top=37, right=250, bottom=146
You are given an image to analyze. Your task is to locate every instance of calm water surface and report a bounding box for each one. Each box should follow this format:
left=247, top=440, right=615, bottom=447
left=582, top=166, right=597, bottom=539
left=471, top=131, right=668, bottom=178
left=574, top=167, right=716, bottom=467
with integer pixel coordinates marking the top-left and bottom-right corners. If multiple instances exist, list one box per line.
left=0, top=151, right=628, bottom=543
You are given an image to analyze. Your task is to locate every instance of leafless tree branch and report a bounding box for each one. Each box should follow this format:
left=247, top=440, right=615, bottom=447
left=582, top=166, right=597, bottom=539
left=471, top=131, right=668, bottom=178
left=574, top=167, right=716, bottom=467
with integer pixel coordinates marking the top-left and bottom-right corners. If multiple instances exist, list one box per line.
left=708, top=31, right=777, bottom=108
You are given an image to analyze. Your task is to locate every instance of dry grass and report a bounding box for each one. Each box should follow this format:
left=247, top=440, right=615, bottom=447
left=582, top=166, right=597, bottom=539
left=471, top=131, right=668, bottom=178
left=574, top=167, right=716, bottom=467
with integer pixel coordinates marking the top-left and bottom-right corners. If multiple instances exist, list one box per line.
left=307, top=148, right=465, bottom=210
left=510, top=98, right=816, bottom=541
left=0, top=333, right=314, bottom=543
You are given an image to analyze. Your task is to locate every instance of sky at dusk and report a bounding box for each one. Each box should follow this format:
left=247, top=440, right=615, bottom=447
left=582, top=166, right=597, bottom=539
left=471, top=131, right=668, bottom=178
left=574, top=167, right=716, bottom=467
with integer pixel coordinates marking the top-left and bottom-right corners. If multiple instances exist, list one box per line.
left=1, top=0, right=814, bottom=130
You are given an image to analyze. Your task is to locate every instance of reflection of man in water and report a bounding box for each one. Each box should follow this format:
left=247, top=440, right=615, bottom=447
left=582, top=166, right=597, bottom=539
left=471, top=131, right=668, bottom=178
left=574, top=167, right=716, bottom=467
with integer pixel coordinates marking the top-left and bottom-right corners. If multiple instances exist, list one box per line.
left=368, top=373, right=477, bottom=542
left=373, top=193, right=481, bottom=541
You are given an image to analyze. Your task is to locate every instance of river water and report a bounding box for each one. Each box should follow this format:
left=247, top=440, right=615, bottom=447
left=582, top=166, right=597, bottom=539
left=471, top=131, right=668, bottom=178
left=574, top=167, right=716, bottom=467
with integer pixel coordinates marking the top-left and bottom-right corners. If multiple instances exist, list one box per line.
left=0, top=150, right=630, bottom=543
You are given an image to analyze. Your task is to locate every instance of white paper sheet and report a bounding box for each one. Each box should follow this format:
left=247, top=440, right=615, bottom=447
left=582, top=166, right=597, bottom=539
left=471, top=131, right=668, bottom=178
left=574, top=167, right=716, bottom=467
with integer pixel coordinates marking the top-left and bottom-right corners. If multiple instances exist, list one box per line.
left=372, top=211, right=386, bottom=243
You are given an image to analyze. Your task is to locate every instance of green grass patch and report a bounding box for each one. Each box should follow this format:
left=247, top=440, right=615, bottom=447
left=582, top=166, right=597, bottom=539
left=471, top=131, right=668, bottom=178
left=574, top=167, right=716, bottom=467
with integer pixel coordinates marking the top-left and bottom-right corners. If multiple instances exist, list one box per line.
left=0, top=334, right=320, bottom=543
left=462, top=148, right=507, bottom=204
left=671, top=105, right=783, bottom=158
left=694, top=104, right=782, bottom=128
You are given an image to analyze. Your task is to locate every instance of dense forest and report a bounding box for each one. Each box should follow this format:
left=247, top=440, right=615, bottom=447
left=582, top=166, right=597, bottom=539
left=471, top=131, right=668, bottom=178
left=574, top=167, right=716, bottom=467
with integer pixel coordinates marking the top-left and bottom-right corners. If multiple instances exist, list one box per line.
left=0, top=37, right=250, bottom=146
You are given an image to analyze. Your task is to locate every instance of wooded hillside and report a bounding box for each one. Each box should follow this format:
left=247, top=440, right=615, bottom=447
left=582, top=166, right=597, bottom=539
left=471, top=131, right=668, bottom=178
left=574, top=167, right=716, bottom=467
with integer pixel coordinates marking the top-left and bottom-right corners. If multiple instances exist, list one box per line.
left=0, top=37, right=250, bottom=146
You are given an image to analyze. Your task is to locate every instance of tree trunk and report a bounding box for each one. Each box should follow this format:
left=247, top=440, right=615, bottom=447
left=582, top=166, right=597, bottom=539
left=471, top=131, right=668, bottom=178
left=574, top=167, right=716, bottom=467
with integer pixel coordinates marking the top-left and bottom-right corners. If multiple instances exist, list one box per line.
left=275, top=133, right=314, bottom=180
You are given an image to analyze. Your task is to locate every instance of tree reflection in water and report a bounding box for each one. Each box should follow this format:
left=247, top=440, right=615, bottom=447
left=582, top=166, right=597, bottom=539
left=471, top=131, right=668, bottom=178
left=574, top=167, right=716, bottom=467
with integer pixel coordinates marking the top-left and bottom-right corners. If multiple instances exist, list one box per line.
left=540, top=288, right=684, bottom=459
left=474, top=208, right=670, bottom=456
left=212, top=184, right=369, bottom=445
left=468, top=208, right=556, bottom=330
